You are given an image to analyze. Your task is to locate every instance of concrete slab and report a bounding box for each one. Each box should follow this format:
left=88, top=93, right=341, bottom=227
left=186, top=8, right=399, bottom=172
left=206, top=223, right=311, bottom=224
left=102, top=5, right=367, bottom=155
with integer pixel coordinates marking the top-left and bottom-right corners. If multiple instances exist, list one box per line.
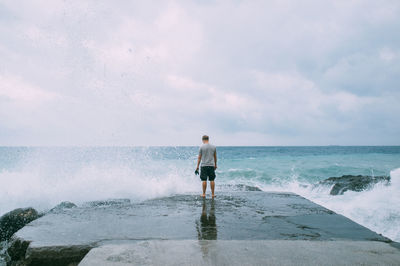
left=79, top=240, right=400, bottom=266
left=7, top=192, right=395, bottom=265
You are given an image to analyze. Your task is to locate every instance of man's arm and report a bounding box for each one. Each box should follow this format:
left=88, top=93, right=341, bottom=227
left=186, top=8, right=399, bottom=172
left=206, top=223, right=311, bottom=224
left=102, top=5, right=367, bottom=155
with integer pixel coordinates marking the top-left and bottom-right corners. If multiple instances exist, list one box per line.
left=214, top=150, right=217, bottom=170
left=196, top=154, right=202, bottom=170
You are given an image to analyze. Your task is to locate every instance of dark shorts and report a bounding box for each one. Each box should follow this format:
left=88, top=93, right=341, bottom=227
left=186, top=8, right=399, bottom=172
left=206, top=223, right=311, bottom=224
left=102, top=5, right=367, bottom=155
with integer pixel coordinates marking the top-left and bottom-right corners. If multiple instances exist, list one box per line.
left=200, top=166, right=216, bottom=181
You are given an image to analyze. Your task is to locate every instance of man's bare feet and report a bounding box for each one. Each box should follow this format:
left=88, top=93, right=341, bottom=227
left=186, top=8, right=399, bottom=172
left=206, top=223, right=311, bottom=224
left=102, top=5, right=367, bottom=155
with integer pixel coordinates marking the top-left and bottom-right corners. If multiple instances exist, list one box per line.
left=212, top=194, right=216, bottom=198
left=201, top=194, right=206, bottom=198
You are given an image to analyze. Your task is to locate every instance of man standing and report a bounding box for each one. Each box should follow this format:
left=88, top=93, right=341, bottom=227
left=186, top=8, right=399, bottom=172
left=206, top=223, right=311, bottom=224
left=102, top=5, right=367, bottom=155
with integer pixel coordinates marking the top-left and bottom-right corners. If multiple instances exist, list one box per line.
left=195, top=135, right=217, bottom=198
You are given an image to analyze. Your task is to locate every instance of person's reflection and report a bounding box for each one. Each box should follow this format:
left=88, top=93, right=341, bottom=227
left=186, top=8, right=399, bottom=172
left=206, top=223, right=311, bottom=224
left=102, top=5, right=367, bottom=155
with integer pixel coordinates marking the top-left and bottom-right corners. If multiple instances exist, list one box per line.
left=196, top=198, right=217, bottom=258
left=196, top=198, right=217, bottom=240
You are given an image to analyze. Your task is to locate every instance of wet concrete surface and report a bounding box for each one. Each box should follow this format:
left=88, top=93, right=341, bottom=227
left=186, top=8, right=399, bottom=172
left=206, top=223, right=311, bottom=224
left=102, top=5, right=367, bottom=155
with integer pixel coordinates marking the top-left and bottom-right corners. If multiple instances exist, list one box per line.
left=7, top=192, right=398, bottom=265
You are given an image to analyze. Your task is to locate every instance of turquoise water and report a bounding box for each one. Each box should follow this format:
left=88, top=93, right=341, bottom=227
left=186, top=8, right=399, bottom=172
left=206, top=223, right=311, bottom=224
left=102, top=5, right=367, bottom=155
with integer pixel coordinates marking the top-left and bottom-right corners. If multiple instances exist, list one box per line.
left=1, top=146, right=400, bottom=241
left=218, top=146, right=399, bottom=185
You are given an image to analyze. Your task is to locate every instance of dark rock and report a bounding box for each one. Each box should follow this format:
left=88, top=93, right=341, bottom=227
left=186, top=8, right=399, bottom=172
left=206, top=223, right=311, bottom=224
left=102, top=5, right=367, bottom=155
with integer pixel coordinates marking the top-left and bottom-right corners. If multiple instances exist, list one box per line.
left=49, top=201, right=77, bottom=213
left=219, top=184, right=262, bottom=192
left=83, top=198, right=131, bottom=208
left=235, top=184, right=262, bottom=191
left=0, top=240, right=10, bottom=265
left=0, top=208, right=39, bottom=242
left=318, top=175, right=390, bottom=195
left=6, top=237, right=30, bottom=263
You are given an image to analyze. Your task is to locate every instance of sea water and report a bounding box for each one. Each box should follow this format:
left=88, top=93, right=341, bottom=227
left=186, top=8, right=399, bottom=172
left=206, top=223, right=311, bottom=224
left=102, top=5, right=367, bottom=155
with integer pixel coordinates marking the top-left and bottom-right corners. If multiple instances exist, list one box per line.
left=1, top=146, right=399, bottom=242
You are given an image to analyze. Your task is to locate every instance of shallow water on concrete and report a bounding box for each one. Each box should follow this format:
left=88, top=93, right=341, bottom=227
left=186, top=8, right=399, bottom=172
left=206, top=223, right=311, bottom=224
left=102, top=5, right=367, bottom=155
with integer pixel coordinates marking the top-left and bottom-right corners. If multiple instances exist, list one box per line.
left=14, top=192, right=389, bottom=248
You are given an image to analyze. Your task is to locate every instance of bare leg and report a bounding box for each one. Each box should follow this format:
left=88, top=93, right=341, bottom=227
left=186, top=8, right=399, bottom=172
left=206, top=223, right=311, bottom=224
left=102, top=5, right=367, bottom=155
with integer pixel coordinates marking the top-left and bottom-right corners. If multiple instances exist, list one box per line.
left=210, top=181, right=215, bottom=197
left=202, top=181, right=207, bottom=197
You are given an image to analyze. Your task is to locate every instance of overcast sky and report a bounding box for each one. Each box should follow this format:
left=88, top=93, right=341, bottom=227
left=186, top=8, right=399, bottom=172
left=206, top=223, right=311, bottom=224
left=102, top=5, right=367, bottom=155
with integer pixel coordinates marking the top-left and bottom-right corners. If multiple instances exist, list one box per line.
left=0, top=0, right=399, bottom=146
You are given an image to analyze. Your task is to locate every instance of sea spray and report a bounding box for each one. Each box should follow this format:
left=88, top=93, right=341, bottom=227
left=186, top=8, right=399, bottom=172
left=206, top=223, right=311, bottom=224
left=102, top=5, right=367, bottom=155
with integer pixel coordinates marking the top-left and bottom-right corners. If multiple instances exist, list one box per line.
left=0, top=164, right=199, bottom=215
left=0, top=147, right=199, bottom=215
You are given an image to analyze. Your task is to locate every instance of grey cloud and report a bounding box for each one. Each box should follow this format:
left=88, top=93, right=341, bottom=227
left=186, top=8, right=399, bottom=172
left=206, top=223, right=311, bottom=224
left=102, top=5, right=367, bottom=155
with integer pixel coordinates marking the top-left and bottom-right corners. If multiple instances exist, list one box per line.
left=0, top=0, right=399, bottom=145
